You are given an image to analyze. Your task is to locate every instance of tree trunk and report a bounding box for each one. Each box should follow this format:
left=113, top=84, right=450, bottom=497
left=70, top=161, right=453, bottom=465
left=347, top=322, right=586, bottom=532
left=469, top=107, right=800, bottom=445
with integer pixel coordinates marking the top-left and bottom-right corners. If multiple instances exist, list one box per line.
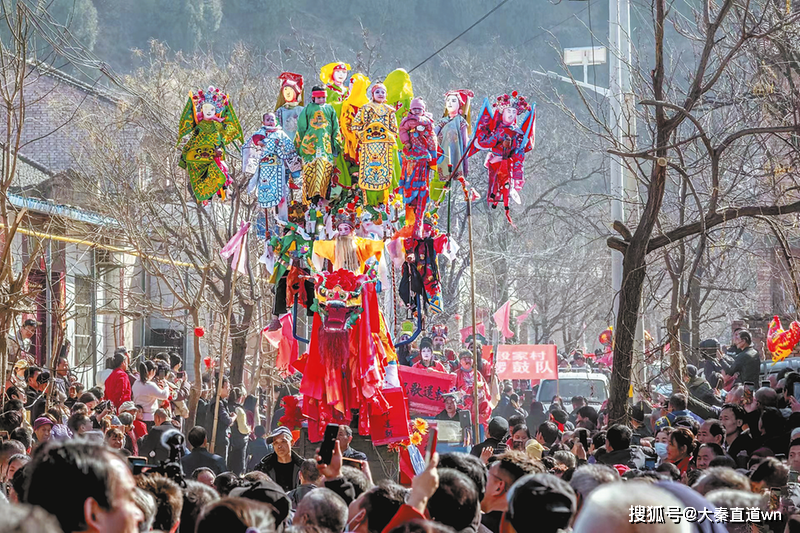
left=609, top=163, right=668, bottom=423
left=230, top=303, right=253, bottom=387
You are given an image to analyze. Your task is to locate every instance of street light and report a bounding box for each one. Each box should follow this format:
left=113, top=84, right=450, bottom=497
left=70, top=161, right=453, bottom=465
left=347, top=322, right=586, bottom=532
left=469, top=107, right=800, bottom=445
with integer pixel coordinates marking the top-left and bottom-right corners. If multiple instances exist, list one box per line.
left=563, top=46, right=607, bottom=85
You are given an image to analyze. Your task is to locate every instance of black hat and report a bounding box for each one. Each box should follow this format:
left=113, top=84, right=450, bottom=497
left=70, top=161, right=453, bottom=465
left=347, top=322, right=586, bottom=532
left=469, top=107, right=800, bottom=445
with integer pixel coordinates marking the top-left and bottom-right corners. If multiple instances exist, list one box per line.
left=686, top=364, right=698, bottom=379
left=550, top=409, right=568, bottom=425
left=229, top=479, right=291, bottom=526
left=507, top=473, right=576, bottom=533
left=698, top=338, right=720, bottom=359
left=420, top=337, right=434, bottom=350
left=630, top=404, right=645, bottom=423
left=488, top=416, right=509, bottom=440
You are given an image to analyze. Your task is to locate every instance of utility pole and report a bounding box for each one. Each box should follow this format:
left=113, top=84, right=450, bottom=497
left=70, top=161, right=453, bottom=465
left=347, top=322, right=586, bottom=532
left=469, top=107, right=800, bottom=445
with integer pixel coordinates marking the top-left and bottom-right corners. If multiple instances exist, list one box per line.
left=609, top=0, right=646, bottom=399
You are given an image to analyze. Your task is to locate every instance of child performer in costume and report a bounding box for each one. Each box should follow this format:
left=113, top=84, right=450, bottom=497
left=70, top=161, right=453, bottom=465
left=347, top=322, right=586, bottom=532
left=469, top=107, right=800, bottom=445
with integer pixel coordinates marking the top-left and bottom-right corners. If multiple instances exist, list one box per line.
left=263, top=201, right=315, bottom=329
left=431, top=324, right=458, bottom=371
left=321, top=62, right=351, bottom=105
left=295, top=86, right=342, bottom=205
left=399, top=97, right=438, bottom=237
left=455, top=350, right=491, bottom=427
left=313, top=210, right=384, bottom=274
left=243, top=112, right=301, bottom=231
left=434, top=89, right=473, bottom=200
left=274, top=72, right=305, bottom=143
left=389, top=215, right=448, bottom=317
left=470, top=92, right=535, bottom=226
left=412, top=337, right=449, bottom=373
left=177, top=86, right=243, bottom=203
left=351, top=83, right=399, bottom=207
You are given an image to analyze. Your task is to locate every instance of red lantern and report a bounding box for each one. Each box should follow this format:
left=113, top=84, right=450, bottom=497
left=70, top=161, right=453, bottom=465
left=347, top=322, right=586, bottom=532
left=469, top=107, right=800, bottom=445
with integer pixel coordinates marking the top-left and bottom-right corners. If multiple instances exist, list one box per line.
left=194, top=327, right=205, bottom=337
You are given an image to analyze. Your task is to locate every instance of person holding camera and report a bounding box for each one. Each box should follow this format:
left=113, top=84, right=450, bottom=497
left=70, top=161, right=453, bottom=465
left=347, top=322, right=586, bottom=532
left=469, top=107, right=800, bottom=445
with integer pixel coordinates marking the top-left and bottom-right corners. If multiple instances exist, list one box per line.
left=132, top=360, right=170, bottom=429
left=138, top=408, right=182, bottom=464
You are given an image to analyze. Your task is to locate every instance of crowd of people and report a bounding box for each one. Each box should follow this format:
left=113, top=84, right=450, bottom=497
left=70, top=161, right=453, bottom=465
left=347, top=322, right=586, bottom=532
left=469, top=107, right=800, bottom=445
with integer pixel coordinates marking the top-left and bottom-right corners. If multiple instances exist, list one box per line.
left=1, top=326, right=800, bottom=533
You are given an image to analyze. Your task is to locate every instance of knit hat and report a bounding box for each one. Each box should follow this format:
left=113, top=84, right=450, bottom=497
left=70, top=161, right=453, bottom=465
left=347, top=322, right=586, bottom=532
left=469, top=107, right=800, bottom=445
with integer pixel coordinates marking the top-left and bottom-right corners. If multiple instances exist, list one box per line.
left=268, top=426, right=294, bottom=444
left=118, top=401, right=137, bottom=414
left=33, top=416, right=54, bottom=431
left=686, top=365, right=698, bottom=379
left=526, top=439, right=545, bottom=460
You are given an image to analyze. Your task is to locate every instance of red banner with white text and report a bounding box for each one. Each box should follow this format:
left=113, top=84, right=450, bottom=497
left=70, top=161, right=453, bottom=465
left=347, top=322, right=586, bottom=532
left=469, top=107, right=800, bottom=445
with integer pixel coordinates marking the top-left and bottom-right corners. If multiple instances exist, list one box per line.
left=398, top=365, right=457, bottom=416
left=495, top=345, right=558, bottom=380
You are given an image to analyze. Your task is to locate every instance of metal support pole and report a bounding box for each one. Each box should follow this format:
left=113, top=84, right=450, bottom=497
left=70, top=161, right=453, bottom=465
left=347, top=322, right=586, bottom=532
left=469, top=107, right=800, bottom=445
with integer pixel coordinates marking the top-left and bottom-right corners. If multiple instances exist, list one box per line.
left=467, top=197, right=480, bottom=441
left=609, top=0, right=625, bottom=323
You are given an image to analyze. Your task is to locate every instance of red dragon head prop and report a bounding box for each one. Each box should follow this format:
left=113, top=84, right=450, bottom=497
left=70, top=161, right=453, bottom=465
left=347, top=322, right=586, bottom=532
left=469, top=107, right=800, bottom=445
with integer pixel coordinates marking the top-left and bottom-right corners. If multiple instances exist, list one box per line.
left=314, top=269, right=371, bottom=331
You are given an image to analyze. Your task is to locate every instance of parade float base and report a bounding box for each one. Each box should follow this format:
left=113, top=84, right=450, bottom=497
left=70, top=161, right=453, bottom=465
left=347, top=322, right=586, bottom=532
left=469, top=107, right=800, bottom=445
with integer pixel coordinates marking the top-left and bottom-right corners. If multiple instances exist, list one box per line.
left=294, top=427, right=400, bottom=482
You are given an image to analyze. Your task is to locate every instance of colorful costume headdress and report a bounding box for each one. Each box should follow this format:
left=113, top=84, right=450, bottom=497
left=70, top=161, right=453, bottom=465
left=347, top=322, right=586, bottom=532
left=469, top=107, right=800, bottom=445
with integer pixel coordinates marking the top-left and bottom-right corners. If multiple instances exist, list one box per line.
left=275, top=72, right=305, bottom=109
left=320, top=62, right=351, bottom=84
left=333, top=208, right=358, bottom=229
left=193, top=86, right=229, bottom=119
left=370, top=82, right=387, bottom=101
left=443, top=89, right=474, bottom=126
left=431, top=324, right=448, bottom=340
left=493, top=91, right=531, bottom=113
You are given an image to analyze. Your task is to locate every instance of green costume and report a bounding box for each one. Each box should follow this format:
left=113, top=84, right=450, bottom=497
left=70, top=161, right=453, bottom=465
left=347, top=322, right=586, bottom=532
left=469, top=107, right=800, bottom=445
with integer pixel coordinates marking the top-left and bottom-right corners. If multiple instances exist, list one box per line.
left=177, top=89, right=243, bottom=202
left=295, top=102, right=342, bottom=204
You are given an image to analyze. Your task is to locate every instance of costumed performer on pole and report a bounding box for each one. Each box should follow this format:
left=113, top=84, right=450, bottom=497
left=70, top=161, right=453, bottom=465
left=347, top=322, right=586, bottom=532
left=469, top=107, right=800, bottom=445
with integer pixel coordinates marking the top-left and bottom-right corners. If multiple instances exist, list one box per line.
left=398, top=97, right=438, bottom=238
left=434, top=89, right=473, bottom=202
left=178, top=86, right=244, bottom=203
left=261, top=201, right=315, bottom=331
left=469, top=91, right=536, bottom=226
left=352, top=82, right=399, bottom=207
left=243, top=112, right=302, bottom=231
left=295, top=86, right=342, bottom=207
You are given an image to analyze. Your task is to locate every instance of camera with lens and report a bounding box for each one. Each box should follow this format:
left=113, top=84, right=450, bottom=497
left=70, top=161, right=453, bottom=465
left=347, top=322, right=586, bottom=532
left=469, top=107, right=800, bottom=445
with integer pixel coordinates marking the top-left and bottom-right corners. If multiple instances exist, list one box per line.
left=128, top=428, right=186, bottom=487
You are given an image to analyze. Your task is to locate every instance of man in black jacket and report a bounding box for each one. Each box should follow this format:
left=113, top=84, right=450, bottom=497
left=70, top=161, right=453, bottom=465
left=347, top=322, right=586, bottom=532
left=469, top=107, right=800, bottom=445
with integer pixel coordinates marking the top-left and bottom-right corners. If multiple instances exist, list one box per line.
left=723, top=329, right=760, bottom=385
left=597, top=425, right=637, bottom=468
left=181, top=426, right=228, bottom=475
left=257, top=426, right=305, bottom=492
left=685, top=365, right=722, bottom=406
left=469, top=417, right=508, bottom=457
left=720, top=403, right=755, bottom=467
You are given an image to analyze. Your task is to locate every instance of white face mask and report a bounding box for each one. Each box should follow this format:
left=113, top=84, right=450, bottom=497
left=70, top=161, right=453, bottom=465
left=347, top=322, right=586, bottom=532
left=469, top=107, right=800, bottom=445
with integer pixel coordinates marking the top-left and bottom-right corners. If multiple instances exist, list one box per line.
left=654, top=442, right=668, bottom=458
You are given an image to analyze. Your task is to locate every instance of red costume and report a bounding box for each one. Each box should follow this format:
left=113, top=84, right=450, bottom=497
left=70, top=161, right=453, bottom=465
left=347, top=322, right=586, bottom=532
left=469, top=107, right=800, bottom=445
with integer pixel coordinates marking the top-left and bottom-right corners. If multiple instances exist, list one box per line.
left=298, top=269, right=402, bottom=442
left=455, top=366, right=491, bottom=426
left=411, top=360, right=448, bottom=373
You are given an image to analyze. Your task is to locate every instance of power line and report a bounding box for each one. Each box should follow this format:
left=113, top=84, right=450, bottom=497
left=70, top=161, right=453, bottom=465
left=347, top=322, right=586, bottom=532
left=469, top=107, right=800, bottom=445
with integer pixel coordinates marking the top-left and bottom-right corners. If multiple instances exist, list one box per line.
left=408, top=0, right=511, bottom=73
left=520, top=1, right=599, bottom=46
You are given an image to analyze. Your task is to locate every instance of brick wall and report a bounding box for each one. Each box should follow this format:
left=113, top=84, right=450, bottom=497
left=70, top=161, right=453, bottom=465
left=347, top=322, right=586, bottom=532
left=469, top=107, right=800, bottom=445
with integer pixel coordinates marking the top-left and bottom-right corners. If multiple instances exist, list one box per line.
left=0, top=66, right=120, bottom=177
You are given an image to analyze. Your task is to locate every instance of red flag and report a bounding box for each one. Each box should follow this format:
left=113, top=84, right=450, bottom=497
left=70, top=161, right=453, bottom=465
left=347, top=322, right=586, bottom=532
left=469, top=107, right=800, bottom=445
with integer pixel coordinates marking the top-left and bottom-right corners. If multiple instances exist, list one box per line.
left=493, top=300, right=514, bottom=339
left=264, top=315, right=297, bottom=375
left=515, top=304, right=537, bottom=324
left=460, top=323, right=485, bottom=343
